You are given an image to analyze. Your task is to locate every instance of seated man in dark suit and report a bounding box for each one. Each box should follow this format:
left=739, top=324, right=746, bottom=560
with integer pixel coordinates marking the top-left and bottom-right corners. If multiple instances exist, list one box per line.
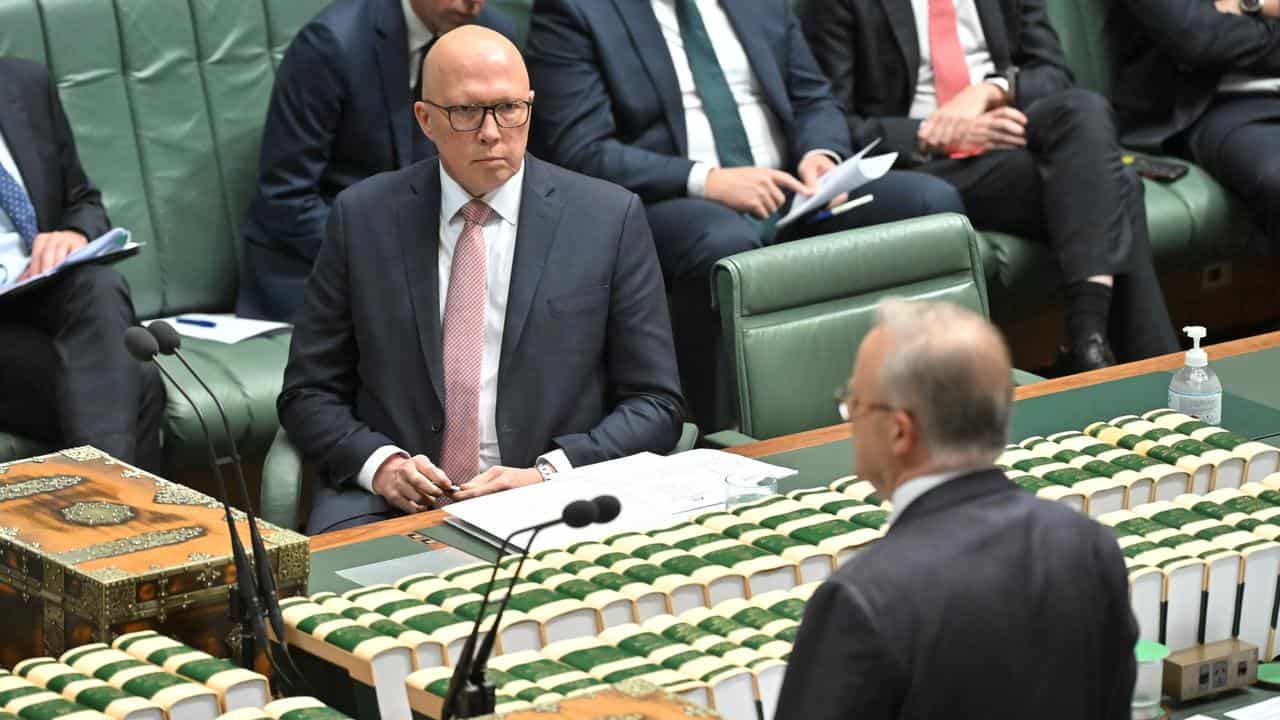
left=279, top=26, right=685, bottom=534
left=0, top=58, right=164, bottom=470
left=1109, top=0, right=1280, bottom=249
left=238, top=0, right=516, bottom=321
left=777, top=299, right=1136, bottom=719
left=525, top=0, right=965, bottom=426
left=800, top=0, right=1178, bottom=370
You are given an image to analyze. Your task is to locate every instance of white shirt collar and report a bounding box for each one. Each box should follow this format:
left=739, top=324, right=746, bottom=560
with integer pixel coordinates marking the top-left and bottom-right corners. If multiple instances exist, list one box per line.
left=439, top=160, right=525, bottom=227
left=402, top=0, right=435, bottom=55
left=888, top=469, right=972, bottom=525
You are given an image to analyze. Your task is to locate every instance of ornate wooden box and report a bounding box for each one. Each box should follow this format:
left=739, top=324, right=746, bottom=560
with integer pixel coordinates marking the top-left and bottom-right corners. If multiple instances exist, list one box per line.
left=0, top=447, right=309, bottom=667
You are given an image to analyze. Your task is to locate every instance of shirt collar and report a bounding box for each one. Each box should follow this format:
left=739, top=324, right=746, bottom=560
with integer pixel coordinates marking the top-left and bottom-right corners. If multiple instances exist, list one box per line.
left=402, top=0, right=435, bottom=54
left=439, top=160, right=525, bottom=227
left=888, top=469, right=970, bottom=525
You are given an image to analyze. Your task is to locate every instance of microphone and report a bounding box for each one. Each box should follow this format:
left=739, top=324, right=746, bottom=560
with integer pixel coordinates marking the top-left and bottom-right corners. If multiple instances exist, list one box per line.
left=124, top=327, right=271, bottom=667
left=593, top=494, right=621, bottom=524
left=145, top=321, right=294, bottom=667
left=442, top=499, right=601, bottom=720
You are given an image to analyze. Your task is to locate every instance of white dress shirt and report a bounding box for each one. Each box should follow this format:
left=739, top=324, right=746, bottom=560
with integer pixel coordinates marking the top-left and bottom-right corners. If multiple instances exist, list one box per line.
left=403, top=0, right=435, bottom=90
left=1218, top=74, right=1280, bottom=95
left=887, top=468, right=970, bottom=525
left=650, top=0, right=796, bottom=196
left=908, top=0, right=1003, bottom=119
left=0, top=129, right=31, bottom=286
left=356, top=162, right=571, bottom=494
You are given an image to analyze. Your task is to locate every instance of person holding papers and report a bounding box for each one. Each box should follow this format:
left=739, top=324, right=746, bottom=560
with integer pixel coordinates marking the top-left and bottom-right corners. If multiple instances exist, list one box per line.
left=524, top=0, right=964, bottom=427
left=798, top=0, right=1178, bottom=371
left=278, top=27, right=685, bottom=534
left=0, top=58, right=164, bottom=470
left=776, top=299, right=1137, bottom=720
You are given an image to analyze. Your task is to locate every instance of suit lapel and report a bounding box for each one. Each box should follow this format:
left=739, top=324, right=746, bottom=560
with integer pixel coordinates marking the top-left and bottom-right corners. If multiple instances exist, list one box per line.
left=611, top=0, right=688, bottom=155
left=373, top=0, right=414, bottom=168
left=973, top=0, right=1012, bottom=69
left=880, top=0, right=922, bottom=95
left=0, top=76, right=46, bottom=227
left=720, top=0, right=789, bottom=122
left=499, top=157, right=563, bottom=382
left=401, top=161, right=446, bottom=405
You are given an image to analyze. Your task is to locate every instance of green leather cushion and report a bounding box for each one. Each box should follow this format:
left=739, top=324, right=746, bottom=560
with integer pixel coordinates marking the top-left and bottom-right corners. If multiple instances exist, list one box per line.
left=157, top=332, right=292, bottom=471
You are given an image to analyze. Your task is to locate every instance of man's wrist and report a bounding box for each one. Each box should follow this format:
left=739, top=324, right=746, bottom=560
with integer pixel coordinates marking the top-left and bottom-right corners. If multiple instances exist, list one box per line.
left=358, top=445, right=409, bottom=494
left=687, top=163, right=714, bottom=198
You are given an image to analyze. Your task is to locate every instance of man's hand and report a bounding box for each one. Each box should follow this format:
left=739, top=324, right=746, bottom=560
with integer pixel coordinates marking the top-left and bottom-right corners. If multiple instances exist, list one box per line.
left=1215, top=0, right=1242, bottom=14
left=451, top=466, right=542, bottom=501
left=16, top=231, right=87, bottom=282
left=920, top=107, right=1028, bottom=156
left=704, top=167, right=814, bottom=219
left=371, top=454, right=454, bottom=513
left=919, top=83, right=1011, bottom=153
left=796, top=153, right=848, bottom=210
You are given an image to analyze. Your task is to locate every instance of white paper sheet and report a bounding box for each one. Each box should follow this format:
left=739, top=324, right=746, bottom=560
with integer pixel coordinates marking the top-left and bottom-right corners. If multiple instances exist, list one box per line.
left=445, top=450, right=797, bottom=553
left=144, top=313, right=290, bottom=344
left=1228, top=697, right=1280, bottom=720
left=779, top=140, right=898, bottom=228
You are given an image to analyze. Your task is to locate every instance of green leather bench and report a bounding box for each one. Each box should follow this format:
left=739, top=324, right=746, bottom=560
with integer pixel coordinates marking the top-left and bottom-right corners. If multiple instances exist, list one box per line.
left=0, top=0, right=330, bottom=471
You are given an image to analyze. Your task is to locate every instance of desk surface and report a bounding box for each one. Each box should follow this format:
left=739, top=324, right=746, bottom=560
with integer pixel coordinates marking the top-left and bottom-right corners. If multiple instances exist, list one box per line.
left=309, top=330, right=1280, bottom=553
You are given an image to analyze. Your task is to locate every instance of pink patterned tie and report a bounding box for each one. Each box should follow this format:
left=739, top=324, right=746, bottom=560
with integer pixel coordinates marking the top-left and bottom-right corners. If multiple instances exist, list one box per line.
left=436, top=199, right=492, bottom=506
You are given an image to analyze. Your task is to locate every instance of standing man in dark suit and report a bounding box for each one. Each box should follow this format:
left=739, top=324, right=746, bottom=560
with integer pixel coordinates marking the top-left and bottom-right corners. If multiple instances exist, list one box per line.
left=0, top=58, right=164, bottom=470
left=525, top=0, right=965, bottom=427
left=238, top=0, right=516, bottom=321
left=777, top=299, right=1137, bottom=719
left=279, top=26, right=685, bottom=533
left=1109, top=0, right=1280, bottom=248
left=799, top=0, right=1178, bottom=370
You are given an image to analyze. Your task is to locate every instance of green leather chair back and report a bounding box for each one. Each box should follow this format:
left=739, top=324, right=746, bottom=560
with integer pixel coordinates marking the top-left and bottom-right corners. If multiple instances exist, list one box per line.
left=0, top=0, right=329, bottom=320
left=713, top=213, right=990, bottom=441
left=1044, top=0, right=1114, bottom=97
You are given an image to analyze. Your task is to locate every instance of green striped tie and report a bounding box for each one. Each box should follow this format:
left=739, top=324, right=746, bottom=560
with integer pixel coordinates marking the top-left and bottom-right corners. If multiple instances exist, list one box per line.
left=675, top=0, right=755, bottom=168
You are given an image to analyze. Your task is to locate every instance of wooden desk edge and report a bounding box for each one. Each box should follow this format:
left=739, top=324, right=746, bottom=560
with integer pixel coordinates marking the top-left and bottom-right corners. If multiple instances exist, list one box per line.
left=312, top=331, right=1280, bottom=552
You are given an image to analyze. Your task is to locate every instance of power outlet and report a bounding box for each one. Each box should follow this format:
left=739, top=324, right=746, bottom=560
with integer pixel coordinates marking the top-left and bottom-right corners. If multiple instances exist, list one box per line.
left=1202, top=261, right=1233, bottom=290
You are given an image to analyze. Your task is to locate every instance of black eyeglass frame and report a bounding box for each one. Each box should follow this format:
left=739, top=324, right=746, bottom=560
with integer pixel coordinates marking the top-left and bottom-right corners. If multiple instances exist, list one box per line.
left=422, top=99, right=533, bottom=132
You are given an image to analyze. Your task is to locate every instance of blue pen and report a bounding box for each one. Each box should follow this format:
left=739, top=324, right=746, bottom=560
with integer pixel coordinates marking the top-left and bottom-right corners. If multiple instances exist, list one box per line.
left=175, top=317, right=216, bottom=328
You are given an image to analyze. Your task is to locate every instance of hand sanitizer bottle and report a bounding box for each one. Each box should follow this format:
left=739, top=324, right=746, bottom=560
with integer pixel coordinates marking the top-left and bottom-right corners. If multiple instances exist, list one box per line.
left=1168, top=326, right=1222, bottom=424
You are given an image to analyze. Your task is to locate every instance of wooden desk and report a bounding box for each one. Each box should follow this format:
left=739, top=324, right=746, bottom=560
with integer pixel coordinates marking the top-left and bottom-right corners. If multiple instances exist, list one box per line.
left=310, top=330, right=1280, bottom=554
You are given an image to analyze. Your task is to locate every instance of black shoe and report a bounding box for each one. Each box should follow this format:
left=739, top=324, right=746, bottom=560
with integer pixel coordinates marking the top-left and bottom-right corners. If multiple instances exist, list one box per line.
left=1058, top=332, right=1117, bottom=374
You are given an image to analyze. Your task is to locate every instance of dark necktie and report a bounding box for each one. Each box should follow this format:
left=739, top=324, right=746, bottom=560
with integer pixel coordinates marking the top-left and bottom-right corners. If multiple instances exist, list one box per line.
left=0, top=163, right=38, bottom=252
left=674, top=0, right=755, bottom=168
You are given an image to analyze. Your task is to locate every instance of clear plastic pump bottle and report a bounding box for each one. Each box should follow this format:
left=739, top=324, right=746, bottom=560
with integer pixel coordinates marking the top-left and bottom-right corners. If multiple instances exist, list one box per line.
left=1168, top=325, right=1222, bottom=425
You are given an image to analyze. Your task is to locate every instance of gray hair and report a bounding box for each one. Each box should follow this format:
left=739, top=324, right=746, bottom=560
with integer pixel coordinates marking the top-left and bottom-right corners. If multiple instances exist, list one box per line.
left=873, top=298, right=1013, bottom=465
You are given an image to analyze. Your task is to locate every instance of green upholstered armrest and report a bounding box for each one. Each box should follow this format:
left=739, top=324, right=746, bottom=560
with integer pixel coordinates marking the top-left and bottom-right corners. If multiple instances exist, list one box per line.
left=261, top=427, right=304, bottom=530
left=714, top=213, right=988, bottom=440
left=702, top=430, right=758, bottom=449
left=673, top=422, right=700, bottom=454
left=1013, top=368, right=1046, bottom=386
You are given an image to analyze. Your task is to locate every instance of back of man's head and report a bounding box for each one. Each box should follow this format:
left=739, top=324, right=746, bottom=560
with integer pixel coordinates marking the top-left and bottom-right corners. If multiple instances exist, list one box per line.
left=874, top=298, right=1013, bottom=467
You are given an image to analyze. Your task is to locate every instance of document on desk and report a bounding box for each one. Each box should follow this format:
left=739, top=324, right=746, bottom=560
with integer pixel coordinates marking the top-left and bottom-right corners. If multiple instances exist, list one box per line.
left=444, top=449, right=797, bottom=553
left=1228, top=697, right=1280, bottom=720
left=778, top=139, right=898, bottom=228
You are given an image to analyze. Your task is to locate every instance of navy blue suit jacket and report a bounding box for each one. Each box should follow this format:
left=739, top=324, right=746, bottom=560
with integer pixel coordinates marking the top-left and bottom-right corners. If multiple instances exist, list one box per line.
left=525, top=0, right=852, bottom=205
left=278, top=155, right=685, bottom=533
left=237, top=0, right=514, bottom=321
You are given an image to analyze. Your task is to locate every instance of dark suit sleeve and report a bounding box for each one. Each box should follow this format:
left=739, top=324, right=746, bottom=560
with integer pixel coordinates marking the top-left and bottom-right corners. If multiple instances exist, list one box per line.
left=775, top=579, right=902, bottom=720
left=1122, top=0, right=1280, bottom=74
left=1008, top=0, right=1074, bottom=109
left=526, top=0, right=696, bottom=203
left=798, top=0, right=923, bottom=160
left=249, top=21, right=345, bottom=263
left=40, top=67, right=109, bottom=239
left=782, top=3, right=855, bottom=162
left=277, top=194, right=398, bottom=486
left=551, top=194, right=684, bottom=465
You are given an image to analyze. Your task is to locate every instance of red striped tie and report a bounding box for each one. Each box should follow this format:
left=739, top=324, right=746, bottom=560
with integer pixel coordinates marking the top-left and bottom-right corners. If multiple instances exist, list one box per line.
left=436, top=199, right=492, bottom=506
left=929, top=0, right=971, bottom=108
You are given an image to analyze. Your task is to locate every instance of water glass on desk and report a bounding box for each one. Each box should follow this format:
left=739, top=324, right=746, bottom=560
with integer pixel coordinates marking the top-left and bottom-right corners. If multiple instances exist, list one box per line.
left=725, top=473, right=779, bottom=510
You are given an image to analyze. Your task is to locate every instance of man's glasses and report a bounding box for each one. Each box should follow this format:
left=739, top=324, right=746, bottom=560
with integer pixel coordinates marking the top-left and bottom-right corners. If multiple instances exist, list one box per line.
left=423, top=99, right=533, bottom=132
left=834, top=384, right=899, bottom=423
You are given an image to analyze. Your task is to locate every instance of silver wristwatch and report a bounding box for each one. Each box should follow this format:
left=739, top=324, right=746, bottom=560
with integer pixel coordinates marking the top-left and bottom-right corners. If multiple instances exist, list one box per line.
left=535, top=456, right=557, bottom=482
left=1241, top=0, right=1265, bottom=15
